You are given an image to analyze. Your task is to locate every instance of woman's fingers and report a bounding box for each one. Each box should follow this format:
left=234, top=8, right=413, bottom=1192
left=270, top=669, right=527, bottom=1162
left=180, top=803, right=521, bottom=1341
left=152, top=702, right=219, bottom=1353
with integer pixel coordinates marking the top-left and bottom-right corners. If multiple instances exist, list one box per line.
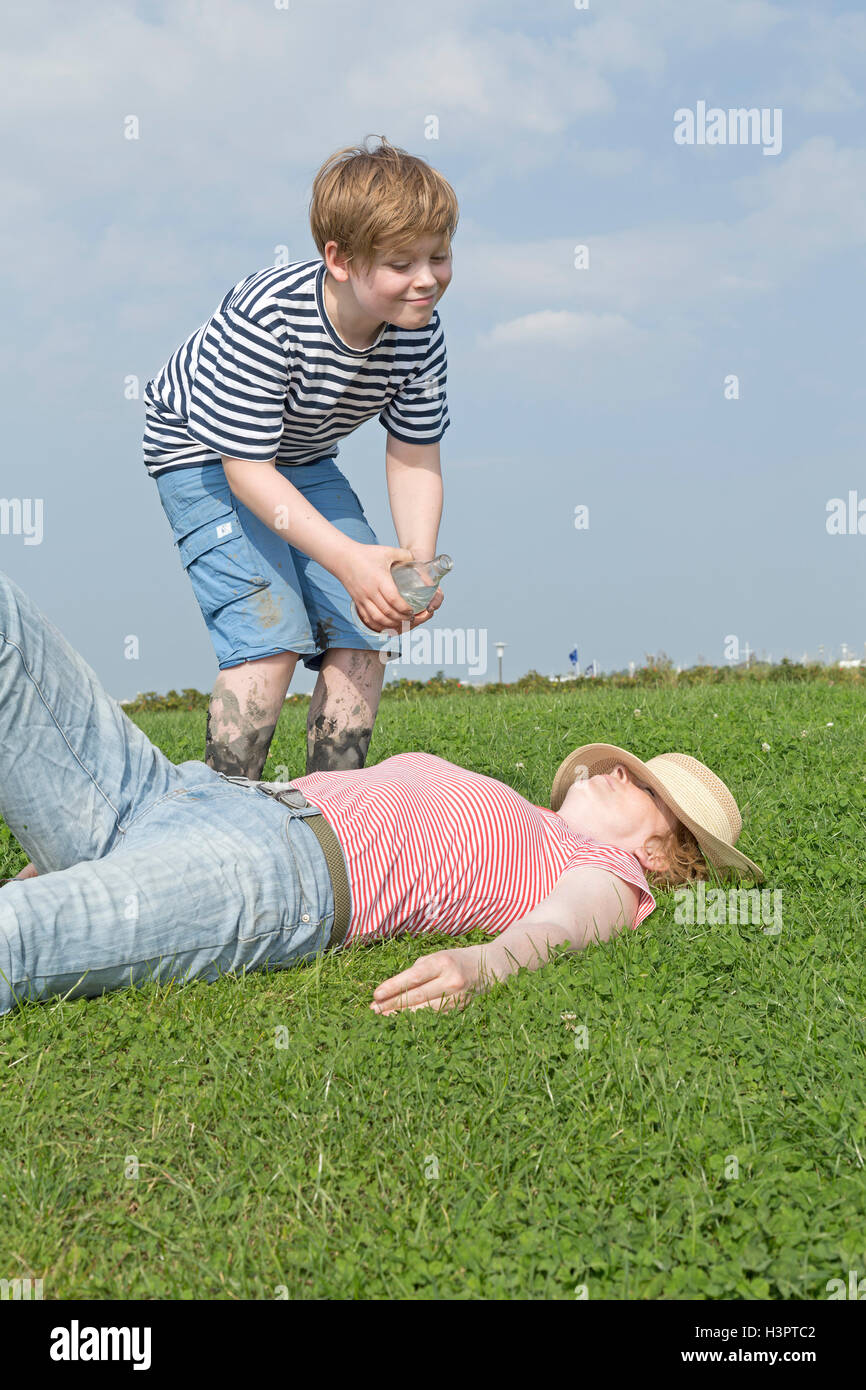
left=373, top=954, right=444, bottom=1003
left=372, top=984, right=462, bottom=1014
left=371, top=951, right=473, bottom=1015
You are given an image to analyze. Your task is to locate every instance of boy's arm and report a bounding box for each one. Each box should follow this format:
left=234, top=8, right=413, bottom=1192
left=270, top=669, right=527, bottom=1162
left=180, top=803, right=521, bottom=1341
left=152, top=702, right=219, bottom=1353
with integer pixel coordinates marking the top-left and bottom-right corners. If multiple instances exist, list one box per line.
left=385, top=436, right=443, bottom=560
left=370, top=867, right=640, bottom=1015
left=221, top=455, right=355, bottom=576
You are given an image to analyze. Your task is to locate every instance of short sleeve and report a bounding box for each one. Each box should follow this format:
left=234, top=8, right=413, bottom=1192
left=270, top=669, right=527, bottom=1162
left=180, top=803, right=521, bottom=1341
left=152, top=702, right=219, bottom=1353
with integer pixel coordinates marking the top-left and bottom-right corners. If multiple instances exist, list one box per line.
left=186, top=307, right=289, bottom=461
left=379, top=313, right=450, bottom=445
left=561, top=840, right=657, bottom=929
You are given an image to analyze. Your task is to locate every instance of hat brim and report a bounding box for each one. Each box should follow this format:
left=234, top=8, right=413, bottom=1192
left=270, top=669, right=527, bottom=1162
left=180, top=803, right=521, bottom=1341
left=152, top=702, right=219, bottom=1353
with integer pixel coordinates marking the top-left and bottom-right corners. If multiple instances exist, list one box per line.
left=551, top=743, right=763, bottom=881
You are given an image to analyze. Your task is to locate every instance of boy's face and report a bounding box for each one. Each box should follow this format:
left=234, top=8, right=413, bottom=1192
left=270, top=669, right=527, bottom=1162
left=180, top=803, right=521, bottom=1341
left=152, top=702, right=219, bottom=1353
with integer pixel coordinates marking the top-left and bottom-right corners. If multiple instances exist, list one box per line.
left=348, top=235, right=452, bottom=328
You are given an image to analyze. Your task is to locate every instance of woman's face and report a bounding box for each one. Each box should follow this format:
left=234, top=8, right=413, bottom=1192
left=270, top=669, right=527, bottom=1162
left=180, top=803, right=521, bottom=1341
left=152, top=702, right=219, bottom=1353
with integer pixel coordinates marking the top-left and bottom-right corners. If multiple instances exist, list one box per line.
left=557, top=764, right=682, bottom=873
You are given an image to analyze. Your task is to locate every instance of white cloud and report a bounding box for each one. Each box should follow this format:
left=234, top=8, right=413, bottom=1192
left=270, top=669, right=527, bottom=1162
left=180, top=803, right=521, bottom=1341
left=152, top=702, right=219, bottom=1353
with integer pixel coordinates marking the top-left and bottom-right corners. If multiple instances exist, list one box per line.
left=780, top=10, right=866, bottom=113
left=1, top=1, right=861, bottom=405
left=479, top=308, right=642, bottom=351
left=798, top=71, right=860, bottom=114
left=452, top=137, right=866, bottom=323
left=344, top=22, right=663, bottom=132
left=614, top=0, right=789, bottom=47
left=0, top=0, right=858, bottom=687
left=734, top=136, right=866, bottom=264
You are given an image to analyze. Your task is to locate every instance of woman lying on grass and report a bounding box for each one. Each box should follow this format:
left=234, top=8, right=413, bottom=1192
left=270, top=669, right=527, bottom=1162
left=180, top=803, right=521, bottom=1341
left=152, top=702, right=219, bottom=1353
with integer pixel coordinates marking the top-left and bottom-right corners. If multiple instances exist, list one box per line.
left=0, top=569, right=761, bottom=1018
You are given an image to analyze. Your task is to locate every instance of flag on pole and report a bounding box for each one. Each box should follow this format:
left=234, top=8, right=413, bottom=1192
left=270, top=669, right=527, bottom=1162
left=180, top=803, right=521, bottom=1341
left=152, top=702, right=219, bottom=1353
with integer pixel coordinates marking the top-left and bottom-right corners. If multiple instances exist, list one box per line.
left=569, top=648, right=578, bottom=668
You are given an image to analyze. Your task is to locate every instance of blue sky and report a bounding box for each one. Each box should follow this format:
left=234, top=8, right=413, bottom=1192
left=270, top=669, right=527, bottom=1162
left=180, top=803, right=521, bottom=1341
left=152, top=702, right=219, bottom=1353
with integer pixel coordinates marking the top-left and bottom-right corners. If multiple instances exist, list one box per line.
left=1, top=0, right=863, bottom=696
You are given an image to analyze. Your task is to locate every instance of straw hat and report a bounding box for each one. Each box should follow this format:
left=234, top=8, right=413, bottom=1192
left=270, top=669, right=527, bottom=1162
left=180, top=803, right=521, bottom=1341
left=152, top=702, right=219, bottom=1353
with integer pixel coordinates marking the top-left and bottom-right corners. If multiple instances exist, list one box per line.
left=550, top=743, right=762, bottom=879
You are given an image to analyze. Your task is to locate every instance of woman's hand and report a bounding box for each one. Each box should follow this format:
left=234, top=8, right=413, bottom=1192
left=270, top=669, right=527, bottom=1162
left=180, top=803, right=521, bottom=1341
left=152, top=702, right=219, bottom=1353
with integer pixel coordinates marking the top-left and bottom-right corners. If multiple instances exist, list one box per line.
left=370, top=944, right=486, bottom=1015
left=1, top=862, right=38, bottom=886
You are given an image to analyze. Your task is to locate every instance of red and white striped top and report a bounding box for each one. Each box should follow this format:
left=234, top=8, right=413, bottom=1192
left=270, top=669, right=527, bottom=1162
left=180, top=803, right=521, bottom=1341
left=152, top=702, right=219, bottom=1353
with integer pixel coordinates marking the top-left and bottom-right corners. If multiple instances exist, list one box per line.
left=292, top=752, right=656, bottom=945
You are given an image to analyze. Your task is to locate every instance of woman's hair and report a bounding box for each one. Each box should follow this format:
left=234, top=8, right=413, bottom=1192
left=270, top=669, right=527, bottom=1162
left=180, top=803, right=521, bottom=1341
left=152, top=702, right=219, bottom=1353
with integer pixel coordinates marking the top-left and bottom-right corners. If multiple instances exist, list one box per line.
left=643, top=820, right=710, bottom=889
left=622, top=767, right=710, bottom=888
left=309, top=135, right=459, bottom=274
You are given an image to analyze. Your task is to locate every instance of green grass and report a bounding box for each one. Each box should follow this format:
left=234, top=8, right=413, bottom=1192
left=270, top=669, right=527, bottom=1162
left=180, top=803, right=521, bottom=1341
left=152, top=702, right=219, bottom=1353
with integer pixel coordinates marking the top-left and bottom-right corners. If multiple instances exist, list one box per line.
left=1, top=682, right=864, bottom=1299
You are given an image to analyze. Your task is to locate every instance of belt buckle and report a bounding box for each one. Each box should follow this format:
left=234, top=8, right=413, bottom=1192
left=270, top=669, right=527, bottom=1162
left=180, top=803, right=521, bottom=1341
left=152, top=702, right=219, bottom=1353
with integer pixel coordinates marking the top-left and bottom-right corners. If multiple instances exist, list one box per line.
left=259, top=782, right=310, bottom=810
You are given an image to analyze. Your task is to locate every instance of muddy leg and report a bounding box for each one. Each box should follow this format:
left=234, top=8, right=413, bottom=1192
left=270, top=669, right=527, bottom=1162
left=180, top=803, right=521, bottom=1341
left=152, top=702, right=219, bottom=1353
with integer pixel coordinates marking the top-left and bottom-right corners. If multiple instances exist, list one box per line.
left=205, top=651, right=299, bottom=779
left=306, top=648, right=386, bottom=773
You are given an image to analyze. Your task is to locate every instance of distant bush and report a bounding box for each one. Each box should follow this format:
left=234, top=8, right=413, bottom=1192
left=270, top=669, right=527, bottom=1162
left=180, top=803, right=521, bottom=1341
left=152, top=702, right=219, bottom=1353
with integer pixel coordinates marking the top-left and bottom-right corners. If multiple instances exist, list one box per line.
left=121, top=658, right=863, bottom=711
left=380, top=660, right=861, bottom=696
left=514, top=668, right=555, bottom=693
left=385, top=670, right=465, bottom=696
left=121, top=688, right=310, bottom=713
left=121, top=689, right=210, bottom=714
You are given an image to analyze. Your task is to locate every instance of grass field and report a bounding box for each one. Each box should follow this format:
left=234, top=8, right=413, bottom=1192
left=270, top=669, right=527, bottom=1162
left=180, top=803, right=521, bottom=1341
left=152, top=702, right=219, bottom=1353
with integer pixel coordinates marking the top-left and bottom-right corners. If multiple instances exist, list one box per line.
left=1, top=680, right=864, bottom=1300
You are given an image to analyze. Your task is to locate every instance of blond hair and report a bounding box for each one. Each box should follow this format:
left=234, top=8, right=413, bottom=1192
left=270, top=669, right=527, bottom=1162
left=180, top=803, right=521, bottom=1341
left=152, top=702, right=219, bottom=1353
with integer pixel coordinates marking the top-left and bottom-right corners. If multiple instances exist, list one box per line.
left=309, top=135, right=459, bottom=274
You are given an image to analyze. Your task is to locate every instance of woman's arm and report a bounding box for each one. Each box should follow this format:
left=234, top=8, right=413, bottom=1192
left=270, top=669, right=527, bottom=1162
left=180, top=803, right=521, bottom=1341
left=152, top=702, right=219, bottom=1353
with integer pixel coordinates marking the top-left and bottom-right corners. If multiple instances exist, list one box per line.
left=1, top=862, right=39, bottom=886
left=481, top=867, right=639, bottom=980
left=370, top=867, right=640, bottom=1015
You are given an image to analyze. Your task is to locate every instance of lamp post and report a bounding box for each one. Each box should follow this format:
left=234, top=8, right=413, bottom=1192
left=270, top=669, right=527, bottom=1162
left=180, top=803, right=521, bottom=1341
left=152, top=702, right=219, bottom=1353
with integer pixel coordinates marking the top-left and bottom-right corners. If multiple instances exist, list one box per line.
left=495, top=641, right=506, bottom=685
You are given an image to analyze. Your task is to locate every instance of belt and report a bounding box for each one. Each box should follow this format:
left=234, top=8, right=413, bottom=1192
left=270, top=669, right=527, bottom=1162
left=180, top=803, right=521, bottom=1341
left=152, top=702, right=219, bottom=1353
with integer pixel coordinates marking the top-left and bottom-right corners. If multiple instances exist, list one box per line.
left=255, top=785, right=351, bottom=951
left=298, top=811, right=352, bottom=951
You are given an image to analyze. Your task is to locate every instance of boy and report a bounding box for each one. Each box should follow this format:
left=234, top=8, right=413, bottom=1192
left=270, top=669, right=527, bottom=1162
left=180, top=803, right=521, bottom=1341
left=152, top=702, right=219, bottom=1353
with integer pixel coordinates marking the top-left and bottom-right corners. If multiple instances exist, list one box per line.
left=143, top=136, right=458, bottom=778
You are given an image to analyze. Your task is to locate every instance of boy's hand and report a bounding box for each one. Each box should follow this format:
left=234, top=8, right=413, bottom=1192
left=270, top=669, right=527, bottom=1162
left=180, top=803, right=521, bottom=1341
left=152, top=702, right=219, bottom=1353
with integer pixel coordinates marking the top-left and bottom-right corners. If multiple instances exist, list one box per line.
left=412, top=584, right=444, bottom=624
left=338, top=542, right=443, bottom=633
left=370, top=944, right=487, bottom=1015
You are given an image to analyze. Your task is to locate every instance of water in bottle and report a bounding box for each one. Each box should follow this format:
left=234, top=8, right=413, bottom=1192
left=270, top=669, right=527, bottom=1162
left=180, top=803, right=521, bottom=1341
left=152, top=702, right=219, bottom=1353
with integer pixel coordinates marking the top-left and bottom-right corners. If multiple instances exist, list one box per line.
left=391, top=554, right=453, bottom=613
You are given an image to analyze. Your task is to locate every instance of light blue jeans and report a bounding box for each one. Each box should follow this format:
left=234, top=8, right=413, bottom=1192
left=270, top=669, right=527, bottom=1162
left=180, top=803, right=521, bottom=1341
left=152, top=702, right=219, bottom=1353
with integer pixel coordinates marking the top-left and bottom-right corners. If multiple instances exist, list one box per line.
left=0, top=569, right=338, bottom=1017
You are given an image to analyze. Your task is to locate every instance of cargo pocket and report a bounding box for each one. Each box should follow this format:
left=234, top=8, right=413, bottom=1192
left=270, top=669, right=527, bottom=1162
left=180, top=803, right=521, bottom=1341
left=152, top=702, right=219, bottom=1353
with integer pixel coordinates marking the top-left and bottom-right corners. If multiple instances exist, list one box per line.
left=177, top=506, right=271, bottom=618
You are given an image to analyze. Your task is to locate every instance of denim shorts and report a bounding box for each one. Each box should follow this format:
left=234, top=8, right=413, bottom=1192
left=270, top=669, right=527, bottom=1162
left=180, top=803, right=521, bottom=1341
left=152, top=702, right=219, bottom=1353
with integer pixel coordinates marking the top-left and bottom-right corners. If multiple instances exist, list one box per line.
left=155, top=458, right=402, bottom=673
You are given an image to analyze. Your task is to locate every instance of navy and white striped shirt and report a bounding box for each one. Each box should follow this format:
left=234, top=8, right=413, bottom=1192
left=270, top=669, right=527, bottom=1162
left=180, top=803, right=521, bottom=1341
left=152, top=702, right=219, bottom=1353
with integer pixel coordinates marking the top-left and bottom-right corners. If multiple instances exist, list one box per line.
left=142, top=258, right=449, bottom=477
